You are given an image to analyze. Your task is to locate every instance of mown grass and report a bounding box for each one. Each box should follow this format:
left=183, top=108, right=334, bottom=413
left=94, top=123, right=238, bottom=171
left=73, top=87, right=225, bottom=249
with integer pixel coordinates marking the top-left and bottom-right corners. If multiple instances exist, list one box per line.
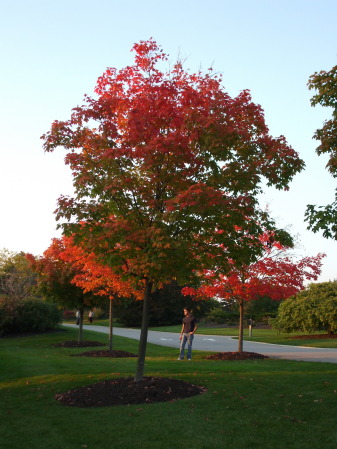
left=2, top=326, right=337, bottom=449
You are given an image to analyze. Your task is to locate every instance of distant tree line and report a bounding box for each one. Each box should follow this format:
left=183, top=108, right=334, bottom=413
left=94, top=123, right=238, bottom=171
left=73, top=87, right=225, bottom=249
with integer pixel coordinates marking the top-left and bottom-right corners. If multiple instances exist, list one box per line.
left=0, top=249, right=61, bottom=336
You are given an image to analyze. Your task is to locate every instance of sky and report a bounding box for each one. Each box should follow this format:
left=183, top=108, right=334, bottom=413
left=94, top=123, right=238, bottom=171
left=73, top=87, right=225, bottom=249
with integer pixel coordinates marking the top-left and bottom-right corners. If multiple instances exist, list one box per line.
left=0, top=0, right=336, bottom=282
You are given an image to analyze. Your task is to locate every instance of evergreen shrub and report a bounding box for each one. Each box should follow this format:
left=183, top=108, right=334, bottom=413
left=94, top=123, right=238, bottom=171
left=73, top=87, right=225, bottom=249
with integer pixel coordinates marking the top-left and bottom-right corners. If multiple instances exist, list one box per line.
left=0, top=300, right=62, bottom=336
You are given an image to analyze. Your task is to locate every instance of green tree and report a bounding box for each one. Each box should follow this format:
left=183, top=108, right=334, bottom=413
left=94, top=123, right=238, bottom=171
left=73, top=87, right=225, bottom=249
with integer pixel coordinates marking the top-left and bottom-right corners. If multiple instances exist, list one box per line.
left=272, top=282, right=337, bottom=334
left=0, top=250, right=62, bottom=336
left=113, top=281, right=215, bottom=327
left=0, top=249, right=37, bottom=311
left=42, top=39, right=303, bottom=380
left=26, top=240, right=101, bottom=343
left=245, top=295, right=280, bottom=316
left=305, top=65, right=337, bottom=237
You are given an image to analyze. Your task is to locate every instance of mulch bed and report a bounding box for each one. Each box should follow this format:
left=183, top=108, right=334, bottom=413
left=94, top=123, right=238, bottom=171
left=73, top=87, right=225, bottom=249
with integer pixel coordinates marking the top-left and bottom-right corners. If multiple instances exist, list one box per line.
left=55, top=377, right=206, bottom=408
left=52, top=342, right=267, bottom=408
left=51, top=340, right=137, bottom=358
left=205, top=351, right=269, bottom=360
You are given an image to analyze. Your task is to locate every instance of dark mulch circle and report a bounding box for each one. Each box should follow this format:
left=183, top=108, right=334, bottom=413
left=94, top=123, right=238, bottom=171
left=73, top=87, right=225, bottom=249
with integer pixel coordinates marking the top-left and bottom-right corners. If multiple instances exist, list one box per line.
left=206, top=351, right=269, bottom=360
left=55, top=377, right=206, bottom=408
left=71, top=349, right=137, bottom=358
left=52, top=340, right=106, bottom=348
left=289, top=334, right=337, bottom=340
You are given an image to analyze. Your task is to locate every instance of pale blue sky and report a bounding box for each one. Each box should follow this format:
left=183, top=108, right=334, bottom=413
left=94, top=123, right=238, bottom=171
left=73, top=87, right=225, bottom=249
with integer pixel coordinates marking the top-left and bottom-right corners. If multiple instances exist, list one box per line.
left=1, top=0, right=337, bottom=281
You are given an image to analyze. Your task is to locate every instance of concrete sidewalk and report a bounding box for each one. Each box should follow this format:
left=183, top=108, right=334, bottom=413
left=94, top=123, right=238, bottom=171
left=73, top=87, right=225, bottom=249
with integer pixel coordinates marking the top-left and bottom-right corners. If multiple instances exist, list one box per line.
left=63, top=324, right=337, bottom=364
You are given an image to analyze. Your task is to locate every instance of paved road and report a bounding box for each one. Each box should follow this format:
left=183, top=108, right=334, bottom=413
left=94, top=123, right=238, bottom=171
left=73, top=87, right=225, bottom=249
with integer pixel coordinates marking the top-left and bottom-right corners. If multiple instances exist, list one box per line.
left=63, top=324, right=337, bottom=364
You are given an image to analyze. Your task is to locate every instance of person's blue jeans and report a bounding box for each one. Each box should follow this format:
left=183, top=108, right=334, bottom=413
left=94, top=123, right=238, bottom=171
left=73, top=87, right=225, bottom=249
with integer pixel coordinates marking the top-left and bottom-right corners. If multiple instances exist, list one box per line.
left=179, top=333, right=194, bottom=359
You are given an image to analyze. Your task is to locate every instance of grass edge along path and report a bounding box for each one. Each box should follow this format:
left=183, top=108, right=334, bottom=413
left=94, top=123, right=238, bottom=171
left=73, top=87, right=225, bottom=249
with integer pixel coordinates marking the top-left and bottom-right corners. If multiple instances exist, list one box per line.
left=147, top=324, right=337, bottom=348
left=1, top=327, right=337, bottom=449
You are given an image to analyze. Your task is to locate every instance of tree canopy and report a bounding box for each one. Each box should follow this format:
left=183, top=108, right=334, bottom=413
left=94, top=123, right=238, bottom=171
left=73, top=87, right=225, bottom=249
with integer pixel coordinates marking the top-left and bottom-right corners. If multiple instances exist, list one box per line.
left=43, top=39, right=303, bottom=283
left=0, top=249, right=37, bottom=308
left=305, top=64, right=337, bottom=238
left=183, top=232, right=325, bottom=351
left=40, top=235, right=142, bottom=349
left=26, top=241, right=97, bottom=312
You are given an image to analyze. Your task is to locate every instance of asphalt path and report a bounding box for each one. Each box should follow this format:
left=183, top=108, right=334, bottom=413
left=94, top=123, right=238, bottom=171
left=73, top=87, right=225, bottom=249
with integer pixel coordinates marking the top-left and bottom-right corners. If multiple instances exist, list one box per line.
left=63, top=324, right=337, bottom=364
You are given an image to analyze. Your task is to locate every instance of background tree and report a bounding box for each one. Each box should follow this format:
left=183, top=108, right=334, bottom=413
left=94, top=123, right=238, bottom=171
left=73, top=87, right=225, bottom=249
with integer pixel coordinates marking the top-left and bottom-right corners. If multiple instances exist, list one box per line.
left=272, top=282, right=337, bottom=335
left=205, top=295, right=281, bottom=326
left=0, top=249, right=61, bottom=336
left=244, top=295, right=281, bottom=319
left=42, top=39, right=304, bottom=381
left=0, top=249, right=37, bottom=311
left=183, top=234, right=325, bottom=352
left=305, top=65, right=337, bottom=238
left=113, top=280, right=215, bottom=327
left=55, top=235, right=141, bottom=349
left=26, top=240, right=100, bottom=343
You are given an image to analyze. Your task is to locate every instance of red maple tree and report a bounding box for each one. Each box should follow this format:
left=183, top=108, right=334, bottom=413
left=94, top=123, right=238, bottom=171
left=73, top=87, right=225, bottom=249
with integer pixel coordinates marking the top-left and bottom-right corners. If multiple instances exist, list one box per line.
left=42, top=39, right=304, bottom=380
left=183, top=234, right=325, bottom=352
left=28, top=236, right=141, bottom=348
left=58, top=235, right=142, bottom=349
left=26, top=240, right=98, bottom=343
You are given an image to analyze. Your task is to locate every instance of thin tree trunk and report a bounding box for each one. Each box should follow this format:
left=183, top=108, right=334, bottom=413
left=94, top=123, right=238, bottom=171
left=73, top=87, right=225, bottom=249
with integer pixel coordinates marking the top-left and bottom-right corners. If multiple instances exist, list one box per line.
left=238, top=299, right=244, bottom=352
left=109, top=297, right=113, bottom=351
left=134, top=279, right=153, bottom=382
left=78, top=309, right=84, bottom=343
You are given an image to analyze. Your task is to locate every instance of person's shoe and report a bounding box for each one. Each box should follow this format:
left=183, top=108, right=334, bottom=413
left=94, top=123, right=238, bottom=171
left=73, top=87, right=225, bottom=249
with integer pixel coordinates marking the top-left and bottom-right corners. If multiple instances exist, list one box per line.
left=177, top=357, right=184, bottom=360
left=187, top=358, right=192, bottom=360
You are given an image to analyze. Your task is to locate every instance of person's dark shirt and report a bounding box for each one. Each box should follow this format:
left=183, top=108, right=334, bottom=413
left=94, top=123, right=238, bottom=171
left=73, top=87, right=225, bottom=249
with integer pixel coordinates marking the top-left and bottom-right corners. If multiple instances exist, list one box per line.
left=182, top=315, right=197, bottom=333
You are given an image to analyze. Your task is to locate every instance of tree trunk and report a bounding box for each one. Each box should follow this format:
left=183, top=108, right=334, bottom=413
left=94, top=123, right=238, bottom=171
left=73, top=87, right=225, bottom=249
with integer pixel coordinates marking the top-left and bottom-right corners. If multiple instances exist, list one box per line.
left=134, top=279, right=153, bottom=382
left=109, top=297, right=113, bottom=351
left=78, top=309, right=84, bottom=343
left=238, top=299, right=244, bottom=352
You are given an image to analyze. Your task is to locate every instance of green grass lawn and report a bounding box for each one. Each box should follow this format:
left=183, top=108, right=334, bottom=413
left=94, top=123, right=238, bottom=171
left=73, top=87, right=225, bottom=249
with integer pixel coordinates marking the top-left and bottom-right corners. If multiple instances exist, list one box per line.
left=3, top=326, right=337, bottom=449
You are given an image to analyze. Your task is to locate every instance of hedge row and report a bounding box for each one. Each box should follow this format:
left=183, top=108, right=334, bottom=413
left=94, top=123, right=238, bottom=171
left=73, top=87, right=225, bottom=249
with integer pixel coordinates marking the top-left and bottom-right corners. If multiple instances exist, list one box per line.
left=206, top=308, right=277, bottom=325
left=0, top=300, right=62, bottom=336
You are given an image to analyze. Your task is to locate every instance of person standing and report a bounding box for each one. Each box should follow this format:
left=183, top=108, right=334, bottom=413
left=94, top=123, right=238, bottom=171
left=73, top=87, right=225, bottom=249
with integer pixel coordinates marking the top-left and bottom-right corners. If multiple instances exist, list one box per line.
left=88, top=310, right=94, bottom=323
left=178, top=307, right=198, bottom=360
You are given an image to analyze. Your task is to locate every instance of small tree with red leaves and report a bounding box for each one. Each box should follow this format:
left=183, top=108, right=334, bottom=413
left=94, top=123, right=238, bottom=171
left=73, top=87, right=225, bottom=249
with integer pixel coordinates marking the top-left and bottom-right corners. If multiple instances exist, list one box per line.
left=56, top=235, right=142, bottom=349
left=27, top=240, right=98, bottom=343
left=28, top=236, right=140, bottom=347
left=183, top=235, right=325, bottom=352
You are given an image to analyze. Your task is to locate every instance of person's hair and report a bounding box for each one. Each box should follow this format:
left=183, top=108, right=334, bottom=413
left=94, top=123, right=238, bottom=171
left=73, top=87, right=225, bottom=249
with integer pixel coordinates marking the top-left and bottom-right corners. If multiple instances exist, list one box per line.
left=184, top=307, right=191, bottom=313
